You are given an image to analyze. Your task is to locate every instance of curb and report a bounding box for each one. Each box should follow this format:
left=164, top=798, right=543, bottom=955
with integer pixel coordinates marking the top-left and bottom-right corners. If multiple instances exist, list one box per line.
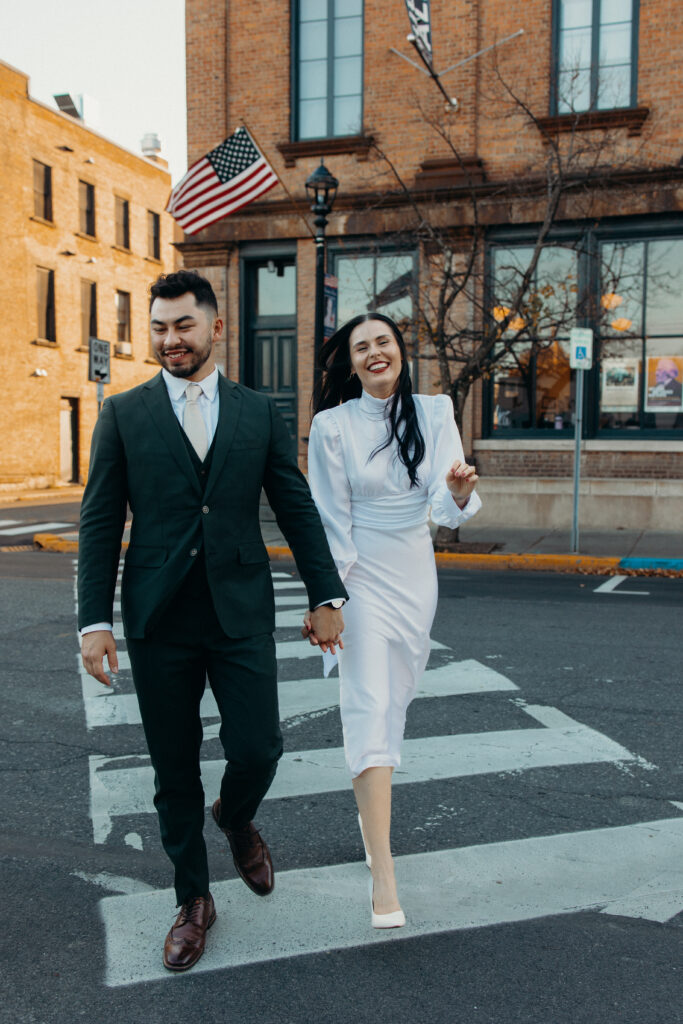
left=33, top=532, right=683, bottom=576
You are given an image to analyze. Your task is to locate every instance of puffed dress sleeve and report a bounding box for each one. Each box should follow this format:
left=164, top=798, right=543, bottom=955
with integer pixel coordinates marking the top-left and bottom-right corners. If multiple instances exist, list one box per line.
left=428, top=394, right=482, bottom=529
left=307, top=411, right=358, bottom=582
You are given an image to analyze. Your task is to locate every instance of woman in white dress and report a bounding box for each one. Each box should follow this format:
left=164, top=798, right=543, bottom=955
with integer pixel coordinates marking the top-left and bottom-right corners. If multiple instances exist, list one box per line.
left=304, top=312, right=481, bottom=928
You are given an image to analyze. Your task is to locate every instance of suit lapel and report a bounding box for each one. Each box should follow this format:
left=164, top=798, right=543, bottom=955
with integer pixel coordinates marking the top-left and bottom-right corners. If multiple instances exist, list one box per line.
left=204, top=374, right=242, bottom=501
left=141, top=373, right=201, bottom=494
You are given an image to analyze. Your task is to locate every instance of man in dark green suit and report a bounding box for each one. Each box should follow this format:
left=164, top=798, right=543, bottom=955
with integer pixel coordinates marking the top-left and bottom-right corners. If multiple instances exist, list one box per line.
left=79, top=270, right=346, bottom=971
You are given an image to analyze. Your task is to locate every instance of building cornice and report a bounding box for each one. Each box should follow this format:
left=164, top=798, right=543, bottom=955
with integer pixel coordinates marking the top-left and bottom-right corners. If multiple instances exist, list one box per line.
left=179, top=164, right=683, bottom=246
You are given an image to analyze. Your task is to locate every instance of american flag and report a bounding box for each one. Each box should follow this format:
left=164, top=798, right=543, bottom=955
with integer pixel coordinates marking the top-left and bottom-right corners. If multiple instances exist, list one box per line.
left=166, top=127, right=279, bottom=235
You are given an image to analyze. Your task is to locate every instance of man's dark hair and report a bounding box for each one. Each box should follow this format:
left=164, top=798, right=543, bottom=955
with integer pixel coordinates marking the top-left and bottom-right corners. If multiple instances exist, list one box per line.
left=149, top=270, right=218, bottom=315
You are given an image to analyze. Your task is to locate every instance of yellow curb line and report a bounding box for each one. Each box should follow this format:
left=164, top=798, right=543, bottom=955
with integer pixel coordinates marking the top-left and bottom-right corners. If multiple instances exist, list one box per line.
left=433, top=552, right=622, bottom=574
left=31, top=534, right=683, bottom=577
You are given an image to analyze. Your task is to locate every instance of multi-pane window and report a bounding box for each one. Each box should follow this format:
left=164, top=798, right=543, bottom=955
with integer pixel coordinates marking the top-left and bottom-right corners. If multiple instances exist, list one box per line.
left=80, top=280, right=97, bottom=348
left=333, top=250, right=415, bottom=329
left=599, top=237, right=683, bottom=432
left=295, top=0, right=363, bottom=140
left=490, top=245, right=579, bottom=432
left=486, top=231, right=683, bottom=436
left=115, top=197, right=130, bottom=249
left=116, top=290, right=131, bottom=344
left=33, top=160, right=52, bottom=221
left=147, top=210, right=161, bottom=260
left=555, top=0, right=637, bottom=113
left=79, top=180, right=96, bottom=236
left=36, top=267, right=56, bottom=342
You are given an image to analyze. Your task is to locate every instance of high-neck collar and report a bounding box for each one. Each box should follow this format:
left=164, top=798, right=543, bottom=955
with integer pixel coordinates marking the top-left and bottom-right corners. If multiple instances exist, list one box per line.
left=358, top=389, right=394, bottom=419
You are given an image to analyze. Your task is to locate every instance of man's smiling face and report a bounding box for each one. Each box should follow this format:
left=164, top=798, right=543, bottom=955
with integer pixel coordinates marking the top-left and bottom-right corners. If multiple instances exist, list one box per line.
left=150, top=292, right=221, bottom=382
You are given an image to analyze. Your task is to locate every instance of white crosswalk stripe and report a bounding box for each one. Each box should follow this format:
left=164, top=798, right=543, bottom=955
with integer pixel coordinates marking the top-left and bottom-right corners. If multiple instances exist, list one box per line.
left=88, top=708, right=640, bottom=843
left=71, top=561, right=679, bottom=986
left=0, top=520, right=73, bottom=536
left=101, top=816, right=683, bottom=986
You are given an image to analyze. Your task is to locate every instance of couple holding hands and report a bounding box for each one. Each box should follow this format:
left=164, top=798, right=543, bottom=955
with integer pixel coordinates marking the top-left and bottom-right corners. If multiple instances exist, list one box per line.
left=79, top=270, right=480, bottom=971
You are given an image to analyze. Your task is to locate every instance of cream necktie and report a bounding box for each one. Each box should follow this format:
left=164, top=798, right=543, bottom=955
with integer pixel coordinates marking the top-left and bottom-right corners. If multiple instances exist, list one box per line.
left=183, top=382, right=209, bottom=460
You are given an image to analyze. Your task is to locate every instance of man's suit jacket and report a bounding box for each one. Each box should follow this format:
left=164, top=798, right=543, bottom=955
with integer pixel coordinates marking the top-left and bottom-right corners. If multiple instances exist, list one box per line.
left=77, top=372, right=347, bottom=639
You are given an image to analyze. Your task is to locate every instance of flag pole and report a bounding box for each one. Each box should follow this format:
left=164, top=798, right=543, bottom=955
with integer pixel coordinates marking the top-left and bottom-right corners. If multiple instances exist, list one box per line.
left=241, top=121, right=316, bottom=240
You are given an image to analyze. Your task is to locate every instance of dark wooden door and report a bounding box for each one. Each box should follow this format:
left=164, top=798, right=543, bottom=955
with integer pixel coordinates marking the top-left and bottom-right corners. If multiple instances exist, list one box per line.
left=244, top=259, right=297, bottom=441
left=252, top=326, right=297, bottom=439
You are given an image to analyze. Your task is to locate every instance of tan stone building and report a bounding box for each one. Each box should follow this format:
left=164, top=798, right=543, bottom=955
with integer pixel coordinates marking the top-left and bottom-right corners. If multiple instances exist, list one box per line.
left=0, top=59, right=177, bottom=491
left=180, top=0, right=683, bottom=530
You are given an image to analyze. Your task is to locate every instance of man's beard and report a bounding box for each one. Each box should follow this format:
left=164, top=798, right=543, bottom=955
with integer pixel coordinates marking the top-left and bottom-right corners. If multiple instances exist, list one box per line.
left=155, top=334, right=212, bottom=378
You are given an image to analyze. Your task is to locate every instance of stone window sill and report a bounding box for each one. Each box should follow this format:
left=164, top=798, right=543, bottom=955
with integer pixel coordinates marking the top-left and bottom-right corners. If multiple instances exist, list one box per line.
left=32, top=338, right=58, bottom=348
left=30, top=215, right=54, bottom=228
left=75, top=231, right=98, bottom=242
left=144, top=255, right=162, bottom=264
left=112, top=244, right=132, bottom=255
left=536, top=107, right=650, bottom=138
left=114, top=351, right=134, bottom=360
left=277, top=134, right=374, bottom=167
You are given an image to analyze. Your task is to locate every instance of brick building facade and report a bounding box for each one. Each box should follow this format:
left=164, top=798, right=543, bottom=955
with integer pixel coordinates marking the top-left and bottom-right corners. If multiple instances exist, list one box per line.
left=0, top=60, right=177, bottom=491
left=180, top=0, right=683, bottom=529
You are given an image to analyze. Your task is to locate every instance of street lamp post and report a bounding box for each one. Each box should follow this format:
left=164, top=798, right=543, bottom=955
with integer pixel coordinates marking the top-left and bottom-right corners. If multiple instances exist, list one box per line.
left=305, top=159, right=339, bottom=397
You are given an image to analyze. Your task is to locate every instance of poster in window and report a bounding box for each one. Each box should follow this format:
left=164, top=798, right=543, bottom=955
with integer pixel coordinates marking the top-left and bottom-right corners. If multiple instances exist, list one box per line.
left=600, top=358, right=639, bottom=412
left=644, top=355, right=683, bottom=412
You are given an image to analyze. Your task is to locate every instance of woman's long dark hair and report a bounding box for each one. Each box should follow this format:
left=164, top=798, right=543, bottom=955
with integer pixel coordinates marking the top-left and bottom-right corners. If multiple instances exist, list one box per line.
left=313, top=312, right=426, bottom=488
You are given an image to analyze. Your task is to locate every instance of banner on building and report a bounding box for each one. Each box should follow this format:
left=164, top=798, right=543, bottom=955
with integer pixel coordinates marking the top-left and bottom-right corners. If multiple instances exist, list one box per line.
left=323, top=275, right=338, bottom=339
left=404, top=0, right=433, bottom=70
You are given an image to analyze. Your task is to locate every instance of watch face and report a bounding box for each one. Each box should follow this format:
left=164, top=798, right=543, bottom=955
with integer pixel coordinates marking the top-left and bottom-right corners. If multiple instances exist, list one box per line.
left=330, top=599, right=344, bottom=609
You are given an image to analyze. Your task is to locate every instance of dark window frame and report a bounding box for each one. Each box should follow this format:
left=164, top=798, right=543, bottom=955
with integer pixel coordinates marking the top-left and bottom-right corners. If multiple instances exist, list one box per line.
left=78, top=180, right=96, bottom=237
left=114, top=196, right=130, bottom=249
left=33, top=160, right=53, bottom=221
left=550, top=0, right=640, bottom=115
left=291, top=0, right=365, bottom=142
left=36, top=266, right=56, bottom=342
left=147, top=210, right=161, bottom=260
left=80, top=279, right=98, bottom=348
left=482, top=216, right=683, bottom=441
left=115, top=289, right=131, bottom=344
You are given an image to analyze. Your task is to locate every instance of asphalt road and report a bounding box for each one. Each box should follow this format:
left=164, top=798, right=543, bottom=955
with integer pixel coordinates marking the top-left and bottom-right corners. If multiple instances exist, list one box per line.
left=1, top=545, right=681, bottom=1024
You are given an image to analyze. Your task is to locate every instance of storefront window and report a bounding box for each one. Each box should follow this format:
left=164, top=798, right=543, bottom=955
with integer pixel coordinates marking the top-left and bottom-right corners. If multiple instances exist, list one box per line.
left=491, top=244, right=578, bottom=432
left=334, top=251, right=415, bottom=329
left=599, top=238, right=683, bottom=431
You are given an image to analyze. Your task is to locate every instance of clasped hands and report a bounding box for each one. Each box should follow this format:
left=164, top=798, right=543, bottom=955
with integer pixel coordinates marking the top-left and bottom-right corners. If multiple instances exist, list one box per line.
left=301, top=605, right=344, bottom=655
left=446, top=459, right=479, bottom=509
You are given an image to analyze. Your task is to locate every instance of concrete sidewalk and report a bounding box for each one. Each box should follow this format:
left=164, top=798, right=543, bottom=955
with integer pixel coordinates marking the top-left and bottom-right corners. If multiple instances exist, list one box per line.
left=33, top=506, right=683, bottom=576
left=14, top=478, right=680, bottom=574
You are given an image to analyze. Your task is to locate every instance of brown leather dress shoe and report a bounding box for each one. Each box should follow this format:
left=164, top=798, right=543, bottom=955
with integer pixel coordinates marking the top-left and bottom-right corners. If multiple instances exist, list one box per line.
left=212, top=798, right=274, bottom=896
left=163, top=893, right=216, bottom=972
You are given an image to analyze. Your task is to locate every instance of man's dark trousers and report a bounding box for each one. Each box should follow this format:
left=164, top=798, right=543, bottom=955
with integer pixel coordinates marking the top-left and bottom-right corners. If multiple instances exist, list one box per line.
left=127, top=552, right=282, bottom=905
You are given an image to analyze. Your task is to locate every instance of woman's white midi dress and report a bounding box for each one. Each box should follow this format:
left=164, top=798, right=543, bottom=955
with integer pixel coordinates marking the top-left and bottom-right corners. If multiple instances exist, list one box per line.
left=307, top=390, right=481, bottom=778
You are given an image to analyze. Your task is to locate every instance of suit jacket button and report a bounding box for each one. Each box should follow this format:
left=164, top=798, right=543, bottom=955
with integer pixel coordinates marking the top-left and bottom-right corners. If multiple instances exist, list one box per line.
left=202, top=505, right=209, bottom=514
left=190, top=547, right=198, bottom=557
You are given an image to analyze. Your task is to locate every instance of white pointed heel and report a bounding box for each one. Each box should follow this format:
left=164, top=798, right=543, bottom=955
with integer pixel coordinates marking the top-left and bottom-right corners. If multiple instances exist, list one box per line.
left=357, top=812, right=372, bottom=868
left=369, top=877, right=406, bottom=929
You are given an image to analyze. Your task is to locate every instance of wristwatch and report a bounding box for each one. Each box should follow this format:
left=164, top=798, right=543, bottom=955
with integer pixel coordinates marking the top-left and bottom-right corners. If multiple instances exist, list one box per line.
left=324, top=598, right=345, bottom=609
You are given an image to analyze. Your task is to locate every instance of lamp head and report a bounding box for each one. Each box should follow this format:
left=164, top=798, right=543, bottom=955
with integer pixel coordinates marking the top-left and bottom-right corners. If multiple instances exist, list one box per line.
left=305, top=159, right=339, bottom=212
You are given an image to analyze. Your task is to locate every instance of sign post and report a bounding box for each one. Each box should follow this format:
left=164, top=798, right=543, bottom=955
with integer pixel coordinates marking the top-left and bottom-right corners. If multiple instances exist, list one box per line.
left=88, top=338, right=111, bottom=413
left=569, top=328, right=593, bottom=554
left=323, top=274, right=338, bottom=340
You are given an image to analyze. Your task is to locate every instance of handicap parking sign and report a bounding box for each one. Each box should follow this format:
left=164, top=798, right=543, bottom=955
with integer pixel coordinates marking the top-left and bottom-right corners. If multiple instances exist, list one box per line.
left=569, top=328, right=593, bottom=370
